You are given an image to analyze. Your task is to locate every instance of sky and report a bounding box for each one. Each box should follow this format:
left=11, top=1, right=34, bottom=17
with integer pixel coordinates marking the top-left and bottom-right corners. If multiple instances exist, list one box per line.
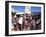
left=12, top=6, right=25, bottom=12
left=31, top=6, right=41, bottom=12
left=12, top=6, right=41, bottom=13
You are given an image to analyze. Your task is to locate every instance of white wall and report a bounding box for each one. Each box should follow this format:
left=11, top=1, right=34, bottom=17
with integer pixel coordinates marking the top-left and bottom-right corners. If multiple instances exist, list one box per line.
left=0, top=0, right=46, bottom=37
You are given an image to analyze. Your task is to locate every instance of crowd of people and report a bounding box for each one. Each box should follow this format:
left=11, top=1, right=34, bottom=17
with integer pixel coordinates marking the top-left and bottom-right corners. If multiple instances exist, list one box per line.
left=12, top=13, right=41, bottom=31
